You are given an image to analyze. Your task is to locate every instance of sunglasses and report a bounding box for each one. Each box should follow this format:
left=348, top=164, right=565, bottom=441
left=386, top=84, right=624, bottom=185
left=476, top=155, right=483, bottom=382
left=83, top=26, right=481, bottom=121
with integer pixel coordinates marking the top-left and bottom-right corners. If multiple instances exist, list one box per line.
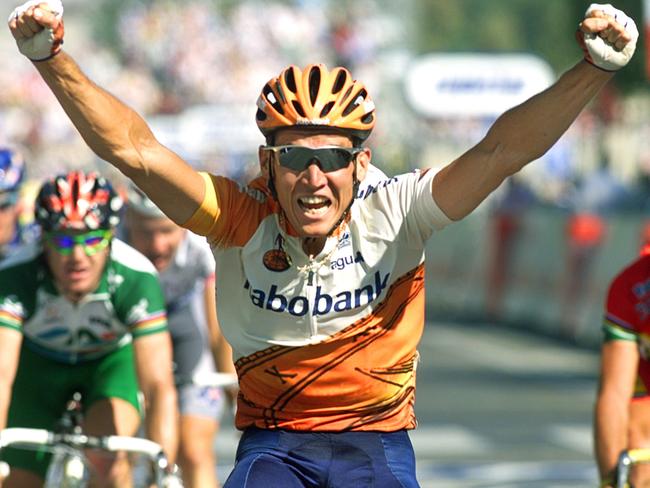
left=264, top=145, right=362, bottom=173
left=45, top=229, right=113, bottom=256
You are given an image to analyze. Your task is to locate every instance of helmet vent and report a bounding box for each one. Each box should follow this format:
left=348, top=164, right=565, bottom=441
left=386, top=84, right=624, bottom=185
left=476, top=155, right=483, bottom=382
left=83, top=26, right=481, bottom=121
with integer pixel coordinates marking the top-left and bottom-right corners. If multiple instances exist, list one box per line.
left=332, top=70, right=347, bottom=94
left=292, top=100, right=306, bottom=117
left=256, top=108, right=267, bottom=122
left=284, top=68, right=297, bottom=93
left=308, top=67, right=321, bottom=105
left=275, top=83, right=287, bottom=104
left=361, top=112, right=374, bottom=124
left=263, top=84, right=284, bottom=115
left=71, top=176, right=80, bottom=204
left=342, top=89, right=367, bottom=116
left=340, top=85, right=354, bottom=105
left=320, top=101, right=335, bottom=117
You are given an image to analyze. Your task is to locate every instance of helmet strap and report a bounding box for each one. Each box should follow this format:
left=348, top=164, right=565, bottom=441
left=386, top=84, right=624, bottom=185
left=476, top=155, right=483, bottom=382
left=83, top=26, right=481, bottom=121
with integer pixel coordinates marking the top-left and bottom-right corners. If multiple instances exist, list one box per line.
left=267, top=154, right=279, bottom=201
left=325, top=160, right=359, bottom=236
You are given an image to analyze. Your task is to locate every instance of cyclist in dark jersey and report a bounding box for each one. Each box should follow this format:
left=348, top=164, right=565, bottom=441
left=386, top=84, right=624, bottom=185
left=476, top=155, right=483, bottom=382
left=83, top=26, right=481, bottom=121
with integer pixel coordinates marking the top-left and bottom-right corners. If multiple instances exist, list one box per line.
left=0, top=171, right=178, bottom=488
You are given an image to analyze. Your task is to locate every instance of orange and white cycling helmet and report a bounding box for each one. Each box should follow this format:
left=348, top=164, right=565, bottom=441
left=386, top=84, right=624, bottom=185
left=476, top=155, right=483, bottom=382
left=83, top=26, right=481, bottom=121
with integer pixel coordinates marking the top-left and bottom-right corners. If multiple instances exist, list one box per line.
left=35, top=171, right=123, bottom=232
left=256, top=64, right=376, bottom=145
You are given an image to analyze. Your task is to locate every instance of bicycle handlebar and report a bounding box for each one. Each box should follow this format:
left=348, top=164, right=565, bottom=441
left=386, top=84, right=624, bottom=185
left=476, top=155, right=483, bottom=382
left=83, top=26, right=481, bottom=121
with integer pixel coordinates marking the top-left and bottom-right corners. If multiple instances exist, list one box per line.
left=176, top=371, right=238, bottom=388
left=624, top=448, right=650, bottom=464
left=616, top=448, right=650, bottom=487
left=0, top=428, right=53, bottom=448
left=1, top=428, right=164, bottom=456
left=0, top=427, right=174, bottom=486
left=102, top=435, right=164, bottom=457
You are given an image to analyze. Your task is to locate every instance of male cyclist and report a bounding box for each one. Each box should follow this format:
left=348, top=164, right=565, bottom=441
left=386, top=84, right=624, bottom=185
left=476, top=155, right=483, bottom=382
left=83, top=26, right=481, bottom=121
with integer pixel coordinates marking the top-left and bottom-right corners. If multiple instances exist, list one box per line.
left=595, top=248, right=650, bottom=488
left=7, top=2, right=638, bottom=486
left=0, top=171, right=178, bottom=487
left=123, top=182, right=235, bottom=488
left=0, top=147, right=28, bottom=263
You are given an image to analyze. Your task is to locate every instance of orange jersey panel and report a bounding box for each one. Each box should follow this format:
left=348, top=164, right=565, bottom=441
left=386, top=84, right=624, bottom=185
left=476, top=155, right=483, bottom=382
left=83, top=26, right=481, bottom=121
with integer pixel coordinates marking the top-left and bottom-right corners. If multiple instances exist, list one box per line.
left=235, top=265, right=424, bottom=431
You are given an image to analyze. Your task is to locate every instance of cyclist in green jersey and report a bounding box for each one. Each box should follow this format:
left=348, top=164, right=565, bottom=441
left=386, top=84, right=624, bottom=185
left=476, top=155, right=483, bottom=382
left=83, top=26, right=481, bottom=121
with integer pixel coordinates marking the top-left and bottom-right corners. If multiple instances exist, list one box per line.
left=0, top=171, right=178, bottom=488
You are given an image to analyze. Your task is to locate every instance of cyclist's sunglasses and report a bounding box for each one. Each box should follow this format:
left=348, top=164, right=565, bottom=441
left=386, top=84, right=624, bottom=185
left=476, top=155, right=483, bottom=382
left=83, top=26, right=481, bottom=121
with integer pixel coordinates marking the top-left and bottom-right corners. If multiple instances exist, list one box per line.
left=264, top=145, right=362, bottom=173
left=45, top=229, right=113, bottom=256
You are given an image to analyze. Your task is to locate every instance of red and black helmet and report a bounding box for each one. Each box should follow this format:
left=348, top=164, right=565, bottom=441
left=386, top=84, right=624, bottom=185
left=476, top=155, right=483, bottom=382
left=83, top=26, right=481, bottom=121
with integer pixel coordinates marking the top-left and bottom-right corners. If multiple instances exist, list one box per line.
left=34, top=171, right=123, bottom=232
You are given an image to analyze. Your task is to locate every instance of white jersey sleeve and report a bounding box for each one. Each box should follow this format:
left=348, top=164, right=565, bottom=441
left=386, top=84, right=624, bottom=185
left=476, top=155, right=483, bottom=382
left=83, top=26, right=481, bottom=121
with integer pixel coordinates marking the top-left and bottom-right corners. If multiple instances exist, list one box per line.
left=357, top=168, right=452, bottom=250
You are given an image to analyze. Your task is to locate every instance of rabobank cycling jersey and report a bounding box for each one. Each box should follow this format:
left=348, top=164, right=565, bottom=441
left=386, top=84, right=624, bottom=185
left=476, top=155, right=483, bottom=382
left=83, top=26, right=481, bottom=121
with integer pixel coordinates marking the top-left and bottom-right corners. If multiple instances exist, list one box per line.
left=603, top=253, right=650, bottom=398
left=0, top=239, right=167, bottom=364
left=183, top=168, right=451, bottom=432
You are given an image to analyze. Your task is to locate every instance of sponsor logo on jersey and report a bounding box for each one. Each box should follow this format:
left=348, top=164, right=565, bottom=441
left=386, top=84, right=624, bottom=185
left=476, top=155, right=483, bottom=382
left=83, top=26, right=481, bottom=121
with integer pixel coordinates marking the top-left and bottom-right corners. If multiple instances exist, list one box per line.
left=244, top=270, right=390, bottom=317
left=263, top=234, right=292, bottom=272
left=356, top=176, right=398, bottom=200
left=126, top=298, right=152, bottom=323
left=337, top=231, right=352, bottom=250
left=331, top=251, right=365, bottom=270
left=0, top=295, right=24, bottom=317
left=633, top=278, right=650, bottom=299
left=236, top=182, right=266, bottom=203
left=263, top=249, right=292, bottom=272
left=89, top=316, right=112, bottom=329
left=106, top=268, right=125, bottom=292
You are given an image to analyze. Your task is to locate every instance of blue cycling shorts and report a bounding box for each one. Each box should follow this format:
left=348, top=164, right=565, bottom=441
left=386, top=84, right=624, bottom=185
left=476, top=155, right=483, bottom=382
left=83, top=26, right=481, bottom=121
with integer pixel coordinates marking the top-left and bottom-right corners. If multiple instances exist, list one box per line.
left=223, top=427, right=420, bottom=488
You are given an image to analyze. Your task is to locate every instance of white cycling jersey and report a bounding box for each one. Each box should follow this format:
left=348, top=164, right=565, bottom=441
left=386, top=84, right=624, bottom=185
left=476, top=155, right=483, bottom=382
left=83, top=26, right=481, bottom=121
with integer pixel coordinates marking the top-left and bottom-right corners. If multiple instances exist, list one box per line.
left=158, top=231, right=216, bottom=383
left=184, top=167, right=450, bottom=432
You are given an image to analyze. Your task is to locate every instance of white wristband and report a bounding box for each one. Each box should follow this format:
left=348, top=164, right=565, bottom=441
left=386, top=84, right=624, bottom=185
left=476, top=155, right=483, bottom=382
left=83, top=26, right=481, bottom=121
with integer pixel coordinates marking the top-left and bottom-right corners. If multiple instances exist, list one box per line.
left=580, top=3, right=638, bottom=71
left=8, top=0, right=64, bottom=61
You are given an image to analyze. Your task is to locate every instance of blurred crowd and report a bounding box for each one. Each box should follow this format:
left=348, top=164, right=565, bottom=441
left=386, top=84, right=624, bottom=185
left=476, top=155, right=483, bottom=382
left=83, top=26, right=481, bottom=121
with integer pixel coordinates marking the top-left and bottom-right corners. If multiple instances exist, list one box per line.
left=0, top=0, right=405, bottom=185
left=1, top=0, right=650, bottom=217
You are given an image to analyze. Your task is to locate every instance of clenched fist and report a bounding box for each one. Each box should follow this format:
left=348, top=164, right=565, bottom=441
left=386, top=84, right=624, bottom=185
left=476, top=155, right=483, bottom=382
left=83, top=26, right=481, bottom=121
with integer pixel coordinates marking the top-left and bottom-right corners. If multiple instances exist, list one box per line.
left=577, top=3, right=638, bottom=71
left=8, top=0, right=64, bottom=62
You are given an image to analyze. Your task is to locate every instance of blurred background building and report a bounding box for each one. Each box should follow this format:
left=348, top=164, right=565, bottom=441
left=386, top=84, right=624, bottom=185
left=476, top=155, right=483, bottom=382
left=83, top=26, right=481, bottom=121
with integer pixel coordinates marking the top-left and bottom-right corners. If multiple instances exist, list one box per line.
left=1, top=0, right=649, bottom=346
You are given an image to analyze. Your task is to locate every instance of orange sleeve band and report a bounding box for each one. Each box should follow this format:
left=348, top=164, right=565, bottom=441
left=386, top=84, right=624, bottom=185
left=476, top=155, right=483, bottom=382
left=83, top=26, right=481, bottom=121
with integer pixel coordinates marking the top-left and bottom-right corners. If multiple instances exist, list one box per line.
left=182, top=172, right=220, bottom=236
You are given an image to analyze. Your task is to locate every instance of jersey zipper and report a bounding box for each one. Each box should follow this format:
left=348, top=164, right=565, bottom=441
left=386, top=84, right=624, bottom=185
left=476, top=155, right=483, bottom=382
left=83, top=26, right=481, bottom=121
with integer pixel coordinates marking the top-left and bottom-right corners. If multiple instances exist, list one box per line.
left=305, top=255, right=318, bottom=337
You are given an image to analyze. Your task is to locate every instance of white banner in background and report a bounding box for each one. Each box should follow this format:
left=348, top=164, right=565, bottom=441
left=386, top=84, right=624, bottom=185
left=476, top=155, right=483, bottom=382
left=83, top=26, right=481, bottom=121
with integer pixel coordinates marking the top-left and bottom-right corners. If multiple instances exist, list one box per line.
left=404, top=53, right=555, bottom=118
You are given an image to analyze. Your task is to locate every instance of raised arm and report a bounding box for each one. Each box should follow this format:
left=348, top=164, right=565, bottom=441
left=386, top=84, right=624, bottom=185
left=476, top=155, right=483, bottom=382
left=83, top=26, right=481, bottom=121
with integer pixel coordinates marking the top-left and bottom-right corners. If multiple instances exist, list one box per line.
left=7, top=1, right=205, bottom=225
left=431, top=4, right=637, bottom=221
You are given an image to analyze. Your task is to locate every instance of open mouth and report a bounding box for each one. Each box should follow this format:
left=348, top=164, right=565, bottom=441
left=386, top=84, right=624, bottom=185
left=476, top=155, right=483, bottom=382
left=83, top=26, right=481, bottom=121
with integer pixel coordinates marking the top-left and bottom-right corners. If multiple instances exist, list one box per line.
left=151, top=256, right=169, bottom=270
left=66, top=267, right=88, bottom=278
left=298, top=195, right=331, bottom=216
